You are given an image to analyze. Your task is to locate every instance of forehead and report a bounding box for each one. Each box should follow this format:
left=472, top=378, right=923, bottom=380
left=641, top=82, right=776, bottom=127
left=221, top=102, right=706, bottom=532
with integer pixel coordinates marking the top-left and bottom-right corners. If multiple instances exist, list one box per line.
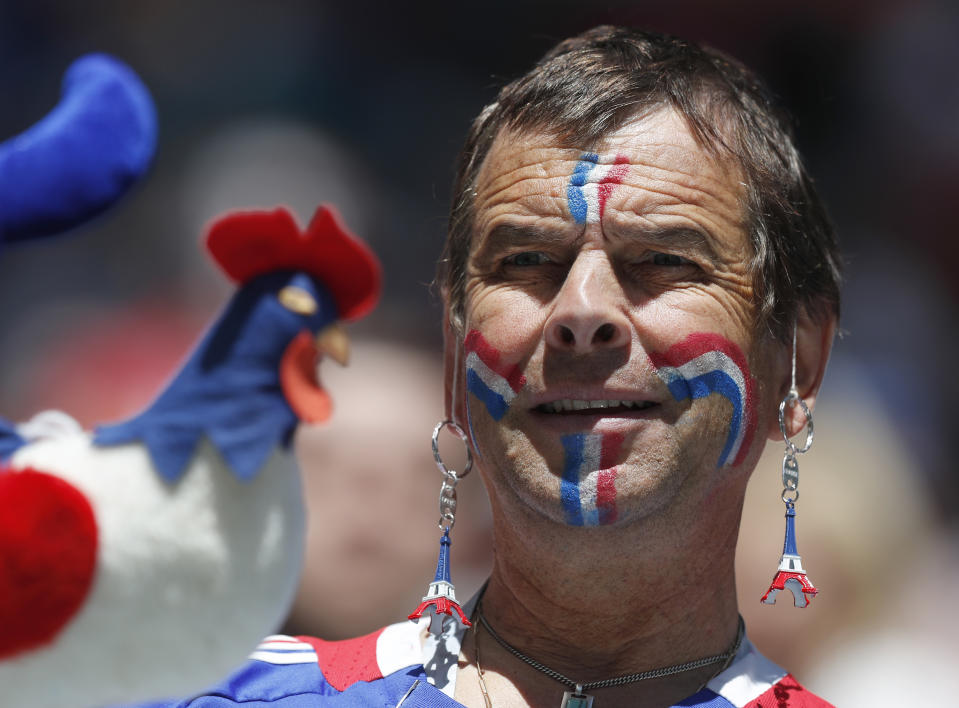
left=471, top=107, right=747, bottom=249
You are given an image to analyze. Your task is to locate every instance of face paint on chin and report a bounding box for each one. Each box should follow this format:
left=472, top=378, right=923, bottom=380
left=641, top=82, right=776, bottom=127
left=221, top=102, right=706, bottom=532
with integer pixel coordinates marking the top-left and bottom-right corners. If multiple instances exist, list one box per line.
left=648, top=333, right=758, bottom=468
left=560, top=432, right=624, bottom=527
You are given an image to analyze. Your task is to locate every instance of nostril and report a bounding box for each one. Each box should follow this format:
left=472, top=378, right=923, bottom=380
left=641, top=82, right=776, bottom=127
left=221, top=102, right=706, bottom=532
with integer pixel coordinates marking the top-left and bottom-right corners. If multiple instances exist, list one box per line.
left=594, top=323, right=615, bottom=343
left=559, top=326, right=575, bottom=345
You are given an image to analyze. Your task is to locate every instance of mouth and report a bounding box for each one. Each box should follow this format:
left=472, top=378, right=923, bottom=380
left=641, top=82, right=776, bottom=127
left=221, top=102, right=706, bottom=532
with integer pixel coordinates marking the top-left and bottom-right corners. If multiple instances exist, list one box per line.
left=534, top=399, right=658, bottom=415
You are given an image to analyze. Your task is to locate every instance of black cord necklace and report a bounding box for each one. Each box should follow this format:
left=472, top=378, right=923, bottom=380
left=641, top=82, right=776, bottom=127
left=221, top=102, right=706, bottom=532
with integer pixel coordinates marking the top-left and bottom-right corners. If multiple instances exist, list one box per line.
left=474, top=603, right=745, bottom=708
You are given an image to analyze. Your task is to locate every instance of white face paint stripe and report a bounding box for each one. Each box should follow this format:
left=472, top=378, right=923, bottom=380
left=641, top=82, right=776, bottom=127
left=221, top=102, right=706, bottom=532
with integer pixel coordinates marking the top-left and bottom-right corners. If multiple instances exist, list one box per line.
left=466, top=350, right=518, bottom=404
left=580, top=182, right=601, bottom=224
left=580, top=161, right=623, bottom=223
left=659, top=351, right=747, bottom=395
left=578, top=434, right=604, bottom=525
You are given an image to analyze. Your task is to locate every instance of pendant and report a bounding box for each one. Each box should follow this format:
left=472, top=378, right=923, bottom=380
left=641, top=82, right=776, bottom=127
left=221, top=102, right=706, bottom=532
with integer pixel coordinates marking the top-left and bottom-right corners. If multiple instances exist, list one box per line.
left=760, top=501, right=818, bottom=607
left=407, top=528, right=471, bottom=634
left=561, top=686, right=594, bottom=708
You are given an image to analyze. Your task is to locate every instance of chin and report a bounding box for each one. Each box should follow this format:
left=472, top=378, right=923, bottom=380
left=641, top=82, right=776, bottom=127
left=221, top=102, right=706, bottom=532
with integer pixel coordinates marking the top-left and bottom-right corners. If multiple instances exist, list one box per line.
left=487, top=446, right=690, bottom=530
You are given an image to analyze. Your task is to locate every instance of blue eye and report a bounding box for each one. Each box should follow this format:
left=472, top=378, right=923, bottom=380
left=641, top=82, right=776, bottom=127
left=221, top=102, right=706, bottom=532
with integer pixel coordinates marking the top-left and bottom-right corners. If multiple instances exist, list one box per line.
left=651, top=253, right=690, bottom=266
left=505, top=251, right=551, bottom=266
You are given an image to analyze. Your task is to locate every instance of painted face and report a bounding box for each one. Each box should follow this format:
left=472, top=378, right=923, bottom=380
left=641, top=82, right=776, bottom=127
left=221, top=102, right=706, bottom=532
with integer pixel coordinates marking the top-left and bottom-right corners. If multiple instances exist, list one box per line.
left=455, top=107, right=779, bottom=527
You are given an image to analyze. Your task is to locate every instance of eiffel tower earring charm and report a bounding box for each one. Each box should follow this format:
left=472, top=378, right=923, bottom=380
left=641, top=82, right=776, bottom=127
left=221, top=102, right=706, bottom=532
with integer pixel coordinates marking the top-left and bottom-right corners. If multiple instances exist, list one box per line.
left=408, top=420, right=473, bottom=634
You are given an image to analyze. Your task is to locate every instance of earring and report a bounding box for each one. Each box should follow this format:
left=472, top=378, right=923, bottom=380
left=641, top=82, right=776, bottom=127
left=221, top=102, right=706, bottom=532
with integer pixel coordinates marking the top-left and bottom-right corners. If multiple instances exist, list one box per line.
left=408, top=420, right=473, bottom=634
left=761, top=324, right=818, bottom=608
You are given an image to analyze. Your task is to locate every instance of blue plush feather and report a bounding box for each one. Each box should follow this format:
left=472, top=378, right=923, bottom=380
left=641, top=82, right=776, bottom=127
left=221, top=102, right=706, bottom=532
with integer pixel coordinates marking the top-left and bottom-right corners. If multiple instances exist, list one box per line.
left=0, top=53, right=156, bottom=244
left=94, top=272, right=337, bottom=482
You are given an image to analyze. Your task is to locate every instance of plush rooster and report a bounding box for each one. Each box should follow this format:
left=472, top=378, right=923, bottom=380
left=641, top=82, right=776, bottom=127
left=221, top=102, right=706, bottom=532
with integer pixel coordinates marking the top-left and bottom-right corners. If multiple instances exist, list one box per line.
left=0, top=48, right=381, bottom=708
left=0, top=205, right=380, bottom=707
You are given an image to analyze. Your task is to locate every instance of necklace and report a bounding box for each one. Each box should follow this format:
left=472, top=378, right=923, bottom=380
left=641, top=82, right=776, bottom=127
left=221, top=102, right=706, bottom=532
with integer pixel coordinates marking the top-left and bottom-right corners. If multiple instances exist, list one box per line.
left=474, top=603, right=745, bottom=708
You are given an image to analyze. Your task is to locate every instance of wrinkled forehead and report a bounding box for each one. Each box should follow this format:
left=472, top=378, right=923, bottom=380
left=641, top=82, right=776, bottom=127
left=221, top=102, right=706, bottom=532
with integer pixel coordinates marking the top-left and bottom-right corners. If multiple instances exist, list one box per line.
left=471, top=106, right=749, bottom=244
left=481, top=106, right=741, bottom=180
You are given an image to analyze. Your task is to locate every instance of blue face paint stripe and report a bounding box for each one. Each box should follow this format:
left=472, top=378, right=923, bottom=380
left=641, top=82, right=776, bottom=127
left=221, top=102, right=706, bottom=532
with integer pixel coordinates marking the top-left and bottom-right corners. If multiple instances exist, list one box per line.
left=567, top=185, right=589, bottom=223
left=560, top=434, right=586, bottom=526
left=466, top=369, right=509, bottom=421
left=567, top=153, right=599, bottom=224
left=669, top=370, right=743, bottom=467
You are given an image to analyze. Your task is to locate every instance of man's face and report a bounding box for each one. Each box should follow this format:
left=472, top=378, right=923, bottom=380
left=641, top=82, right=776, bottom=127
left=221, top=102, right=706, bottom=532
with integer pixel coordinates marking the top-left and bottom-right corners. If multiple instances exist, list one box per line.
left=450, top=107, right=783, bottom=528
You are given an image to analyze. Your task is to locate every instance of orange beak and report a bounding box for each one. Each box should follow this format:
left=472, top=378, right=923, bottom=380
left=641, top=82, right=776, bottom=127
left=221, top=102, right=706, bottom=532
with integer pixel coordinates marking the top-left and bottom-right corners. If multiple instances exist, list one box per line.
left=279, top=324, right=350, bottom=423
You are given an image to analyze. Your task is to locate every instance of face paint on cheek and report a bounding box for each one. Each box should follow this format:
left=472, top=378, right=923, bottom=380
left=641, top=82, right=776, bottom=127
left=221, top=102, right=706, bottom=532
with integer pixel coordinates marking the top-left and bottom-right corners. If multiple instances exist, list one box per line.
left=464, top=329, right=526, bottom=421
left=560, top=432, right=624, bottom=527
left=649, top=333, right=758, bottom=468
left=566, top=152, right=630, bottom=224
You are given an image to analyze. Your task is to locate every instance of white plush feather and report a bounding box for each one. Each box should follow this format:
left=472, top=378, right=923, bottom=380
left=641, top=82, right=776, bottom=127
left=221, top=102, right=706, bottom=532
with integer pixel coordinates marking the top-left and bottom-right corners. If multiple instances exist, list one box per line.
left=1, top=432, right=304, bottom=708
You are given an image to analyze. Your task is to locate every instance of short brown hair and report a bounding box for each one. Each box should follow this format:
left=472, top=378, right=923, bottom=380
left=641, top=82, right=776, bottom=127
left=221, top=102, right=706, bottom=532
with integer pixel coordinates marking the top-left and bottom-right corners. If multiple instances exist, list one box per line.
left=439, top=25, right=841, bottom=340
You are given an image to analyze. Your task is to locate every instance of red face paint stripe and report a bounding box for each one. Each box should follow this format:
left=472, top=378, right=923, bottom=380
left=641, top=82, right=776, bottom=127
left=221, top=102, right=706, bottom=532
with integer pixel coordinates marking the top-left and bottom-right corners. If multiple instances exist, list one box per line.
left=464, top=329, right=526, bottom=392
left=596, top=468, right=619, bottom=524
left=599, top=431, right=624, bottom=469
left=596, top=154, right=630, bottom=220
left=648, top=332, right=748, bottom=372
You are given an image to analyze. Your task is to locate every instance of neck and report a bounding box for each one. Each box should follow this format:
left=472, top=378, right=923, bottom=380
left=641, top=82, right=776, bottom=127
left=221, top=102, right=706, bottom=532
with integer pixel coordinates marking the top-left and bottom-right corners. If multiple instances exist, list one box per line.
left=459, top=483, right=745, bottom=706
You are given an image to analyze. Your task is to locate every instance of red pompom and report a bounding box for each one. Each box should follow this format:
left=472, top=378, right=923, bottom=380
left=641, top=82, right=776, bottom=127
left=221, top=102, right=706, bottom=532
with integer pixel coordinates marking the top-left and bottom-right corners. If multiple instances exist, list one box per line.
left=0, top=467, right=98, bottom=659
left=205, top=205, right=381, bottom=321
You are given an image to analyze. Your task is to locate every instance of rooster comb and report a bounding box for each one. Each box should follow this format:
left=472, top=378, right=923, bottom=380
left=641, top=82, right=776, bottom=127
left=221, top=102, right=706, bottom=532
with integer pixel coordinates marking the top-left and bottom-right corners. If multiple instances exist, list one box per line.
left=205, top=205, right=381, bottom=321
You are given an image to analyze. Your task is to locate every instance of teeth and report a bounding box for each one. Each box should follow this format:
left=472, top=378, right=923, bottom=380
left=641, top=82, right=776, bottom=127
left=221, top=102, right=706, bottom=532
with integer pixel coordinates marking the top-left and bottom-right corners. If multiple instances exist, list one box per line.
left=539, top=399, right=653, bottom=413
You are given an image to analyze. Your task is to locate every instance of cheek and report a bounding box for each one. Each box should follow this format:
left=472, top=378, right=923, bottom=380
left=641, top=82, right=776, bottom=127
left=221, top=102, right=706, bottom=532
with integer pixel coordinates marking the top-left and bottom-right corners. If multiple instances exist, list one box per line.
left=559, top=431, right=624, bottom=527
left=463, top=328, right=527, bottom=424
left=648, top=332, right=758, bottom=468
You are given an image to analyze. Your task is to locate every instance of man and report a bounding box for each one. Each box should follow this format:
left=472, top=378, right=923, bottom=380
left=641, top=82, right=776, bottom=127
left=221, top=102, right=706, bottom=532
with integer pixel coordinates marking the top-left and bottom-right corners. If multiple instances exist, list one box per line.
left=129, top=25, right=839, bottom=708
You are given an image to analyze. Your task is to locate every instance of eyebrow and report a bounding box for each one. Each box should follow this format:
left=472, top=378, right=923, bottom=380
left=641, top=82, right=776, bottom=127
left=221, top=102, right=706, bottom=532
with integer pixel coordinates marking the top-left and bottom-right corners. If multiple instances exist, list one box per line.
left=476, top=221, right=724, bottom=266
left=634, top=224, right=714, bottom=250
left=473, top=223, right=572, bottom=259
left=610, top=218, right=726, bottom=265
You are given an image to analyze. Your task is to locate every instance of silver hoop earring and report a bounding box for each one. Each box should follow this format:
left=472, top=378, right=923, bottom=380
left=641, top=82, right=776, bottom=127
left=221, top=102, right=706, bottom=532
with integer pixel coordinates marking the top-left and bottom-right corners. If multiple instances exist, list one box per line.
left=408, top=420, right=474, bottom=634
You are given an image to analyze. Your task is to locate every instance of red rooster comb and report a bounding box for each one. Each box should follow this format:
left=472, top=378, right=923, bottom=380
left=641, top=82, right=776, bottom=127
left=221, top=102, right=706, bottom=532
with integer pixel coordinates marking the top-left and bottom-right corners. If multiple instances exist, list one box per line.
left=205, top=205, right=381, bottom=321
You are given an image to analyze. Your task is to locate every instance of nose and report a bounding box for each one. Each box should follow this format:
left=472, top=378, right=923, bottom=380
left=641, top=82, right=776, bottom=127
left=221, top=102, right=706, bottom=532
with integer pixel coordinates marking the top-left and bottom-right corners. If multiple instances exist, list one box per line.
left=544, top=251, right=630, bottom=354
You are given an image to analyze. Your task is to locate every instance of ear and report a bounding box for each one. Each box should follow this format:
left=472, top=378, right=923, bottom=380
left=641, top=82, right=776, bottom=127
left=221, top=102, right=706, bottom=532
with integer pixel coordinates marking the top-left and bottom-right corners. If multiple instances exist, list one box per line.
left=442, top=310, right=468, bottom=427
left=767, top=308, right=837, bottom=441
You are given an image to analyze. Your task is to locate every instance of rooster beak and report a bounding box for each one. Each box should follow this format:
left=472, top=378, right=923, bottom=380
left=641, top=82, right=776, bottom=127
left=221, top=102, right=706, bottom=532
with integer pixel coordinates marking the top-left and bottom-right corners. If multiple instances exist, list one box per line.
left=315, top=324, right=350, bottom=366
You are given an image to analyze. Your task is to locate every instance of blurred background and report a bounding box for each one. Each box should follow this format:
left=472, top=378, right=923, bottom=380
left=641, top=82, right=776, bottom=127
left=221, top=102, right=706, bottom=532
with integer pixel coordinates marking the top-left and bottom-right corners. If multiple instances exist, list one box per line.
left=1, top=1, right=957, bottom=704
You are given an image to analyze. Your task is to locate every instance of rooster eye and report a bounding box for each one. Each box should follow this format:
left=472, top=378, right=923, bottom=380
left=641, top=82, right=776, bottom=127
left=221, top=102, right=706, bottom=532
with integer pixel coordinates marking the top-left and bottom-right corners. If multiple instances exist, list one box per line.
left=278, top=285, right=318, bottom=315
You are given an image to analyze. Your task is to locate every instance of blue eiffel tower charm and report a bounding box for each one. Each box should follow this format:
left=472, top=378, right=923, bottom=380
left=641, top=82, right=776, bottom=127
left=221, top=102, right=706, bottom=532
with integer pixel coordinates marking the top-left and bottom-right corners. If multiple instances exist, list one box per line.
left=761, top=502, right=818, bottom=607
left=408, top=528, right=471, bottom=633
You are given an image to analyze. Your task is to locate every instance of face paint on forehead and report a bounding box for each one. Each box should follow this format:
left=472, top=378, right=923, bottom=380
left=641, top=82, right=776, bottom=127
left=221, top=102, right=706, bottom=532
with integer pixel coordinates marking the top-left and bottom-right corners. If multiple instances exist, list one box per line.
left=648, top=333, right=758, bottom=468
left=464, top=329, right=526, bottom=421
left=560, top=432, right=624, bottom=527
left=566, top=152, right=630, bottom=224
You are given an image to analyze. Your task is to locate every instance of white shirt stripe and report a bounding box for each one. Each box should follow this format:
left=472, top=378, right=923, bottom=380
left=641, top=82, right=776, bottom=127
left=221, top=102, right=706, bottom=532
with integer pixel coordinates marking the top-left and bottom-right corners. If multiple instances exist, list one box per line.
left=250, top=634, right=318, bottom=665
left=249, top=649, right=318, bottom=665
left=706, top=638, right=787, bottom=707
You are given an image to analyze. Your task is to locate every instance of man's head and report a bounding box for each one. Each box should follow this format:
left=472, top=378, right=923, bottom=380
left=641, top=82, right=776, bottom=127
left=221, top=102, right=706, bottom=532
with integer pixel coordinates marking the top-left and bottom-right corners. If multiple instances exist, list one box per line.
left=440, top=25, right=841, bottom=342
left=439, top=27, right=840, bottom=534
